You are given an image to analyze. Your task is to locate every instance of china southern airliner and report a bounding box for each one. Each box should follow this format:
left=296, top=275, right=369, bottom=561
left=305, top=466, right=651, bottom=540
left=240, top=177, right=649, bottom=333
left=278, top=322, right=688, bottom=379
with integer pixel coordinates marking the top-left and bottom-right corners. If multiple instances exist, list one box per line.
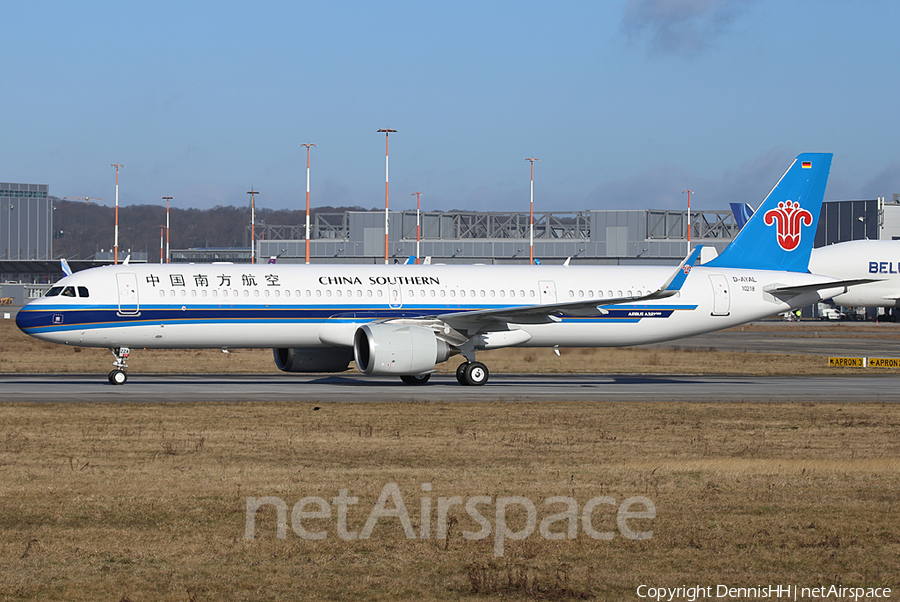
left=17, top=153, right=867, bottom=385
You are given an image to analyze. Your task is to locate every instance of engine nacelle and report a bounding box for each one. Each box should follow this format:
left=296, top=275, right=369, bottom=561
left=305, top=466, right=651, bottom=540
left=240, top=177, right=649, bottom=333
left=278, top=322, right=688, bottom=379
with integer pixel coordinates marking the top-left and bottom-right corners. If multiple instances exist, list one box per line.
left=273, top=347, right=354, bottom=373
left=354, top=323, right=451, bottom=375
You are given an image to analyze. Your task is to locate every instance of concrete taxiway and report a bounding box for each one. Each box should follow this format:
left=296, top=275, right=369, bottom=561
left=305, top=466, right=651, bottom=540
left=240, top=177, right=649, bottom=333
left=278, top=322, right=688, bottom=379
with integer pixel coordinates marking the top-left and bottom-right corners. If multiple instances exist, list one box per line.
left=4, top=312, right=899, bottom=403
left=1, top=373, right=896, bottom=403
left=646, top=323, right=900, bottom=357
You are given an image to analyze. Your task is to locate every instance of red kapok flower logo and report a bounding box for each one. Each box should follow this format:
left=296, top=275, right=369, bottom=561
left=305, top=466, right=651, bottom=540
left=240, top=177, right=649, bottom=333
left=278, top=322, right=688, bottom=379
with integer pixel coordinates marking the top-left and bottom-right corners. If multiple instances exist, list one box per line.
left=763, top=200, right=813, bottom=251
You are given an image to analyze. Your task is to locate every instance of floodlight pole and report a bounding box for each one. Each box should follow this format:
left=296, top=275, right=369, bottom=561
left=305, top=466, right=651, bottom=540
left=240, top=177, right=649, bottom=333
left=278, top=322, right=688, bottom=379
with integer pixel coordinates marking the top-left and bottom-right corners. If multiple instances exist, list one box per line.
left=300, top=143, right=317, bottom=264
left=159, top=226, right=164, bottom=263
left=412, top=191, right=422, bottom=264
left=682, top=189, right=694, bottom=254
left=525, top=158, right=539, bottom=264
left=162, top=196, right=173, bottom=263
left=378, top=129, right=396, bottom=264
left=110, top=164, right=124, bottom=264
left=248, top=189, right=259, bottom=263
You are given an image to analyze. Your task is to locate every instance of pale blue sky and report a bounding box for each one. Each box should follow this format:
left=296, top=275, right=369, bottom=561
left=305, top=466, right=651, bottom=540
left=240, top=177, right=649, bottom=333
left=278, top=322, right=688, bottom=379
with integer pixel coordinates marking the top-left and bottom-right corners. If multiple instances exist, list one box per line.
left=4, top=0, right=899, bottom=213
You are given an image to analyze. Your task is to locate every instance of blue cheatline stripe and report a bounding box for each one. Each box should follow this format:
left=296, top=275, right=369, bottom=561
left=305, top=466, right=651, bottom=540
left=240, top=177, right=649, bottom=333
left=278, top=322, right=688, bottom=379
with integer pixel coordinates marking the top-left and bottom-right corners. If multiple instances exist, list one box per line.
left=17, top=303, right=700, bottom=334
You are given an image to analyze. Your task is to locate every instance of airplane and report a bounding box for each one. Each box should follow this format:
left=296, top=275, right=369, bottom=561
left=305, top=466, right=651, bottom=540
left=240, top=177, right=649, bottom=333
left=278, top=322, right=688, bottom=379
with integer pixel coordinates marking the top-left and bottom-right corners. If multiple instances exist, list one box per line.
left=729, top=203, right=899, bottom=311
left=16, top=153, right=868, bottom=386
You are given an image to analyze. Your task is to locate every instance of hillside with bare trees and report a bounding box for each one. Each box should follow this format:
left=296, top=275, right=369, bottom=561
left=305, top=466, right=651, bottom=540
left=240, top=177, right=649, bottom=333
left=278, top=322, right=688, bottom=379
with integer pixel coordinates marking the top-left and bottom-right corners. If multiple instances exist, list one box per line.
left=51, top=199, right=370, bottom=259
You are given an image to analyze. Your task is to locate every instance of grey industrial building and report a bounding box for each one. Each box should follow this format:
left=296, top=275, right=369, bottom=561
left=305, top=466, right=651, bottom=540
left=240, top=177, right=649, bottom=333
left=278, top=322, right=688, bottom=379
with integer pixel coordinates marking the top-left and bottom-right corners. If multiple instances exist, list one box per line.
left=252, top=209, right=737, bottom=265
left=254, top=198, right=890, bottom=266
left=0, top=178, right=897, bottom=307
left=1, top=182, right=53, bottom=261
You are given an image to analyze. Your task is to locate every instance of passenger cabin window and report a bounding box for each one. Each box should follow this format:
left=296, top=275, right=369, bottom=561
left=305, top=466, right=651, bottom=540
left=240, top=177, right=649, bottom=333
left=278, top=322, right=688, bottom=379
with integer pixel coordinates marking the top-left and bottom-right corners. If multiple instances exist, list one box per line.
left=77, top=286, right=89, bottom=298
left=45, top=287, right=63, bottom=297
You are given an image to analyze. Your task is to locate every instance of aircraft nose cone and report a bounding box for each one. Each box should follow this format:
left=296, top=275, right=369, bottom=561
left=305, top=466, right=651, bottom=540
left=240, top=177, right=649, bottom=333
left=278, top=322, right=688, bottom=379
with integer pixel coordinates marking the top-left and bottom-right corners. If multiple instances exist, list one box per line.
left=15, top=306, right=42, bottom=333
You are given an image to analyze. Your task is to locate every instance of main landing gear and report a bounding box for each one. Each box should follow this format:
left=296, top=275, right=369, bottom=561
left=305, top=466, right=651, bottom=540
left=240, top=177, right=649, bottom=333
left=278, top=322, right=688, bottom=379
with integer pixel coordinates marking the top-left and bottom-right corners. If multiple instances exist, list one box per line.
left=397, top=362, right=488, bottom=386
left=455, top=361, right=489, bottom=386
left=108, top=347, right=130, bottom=385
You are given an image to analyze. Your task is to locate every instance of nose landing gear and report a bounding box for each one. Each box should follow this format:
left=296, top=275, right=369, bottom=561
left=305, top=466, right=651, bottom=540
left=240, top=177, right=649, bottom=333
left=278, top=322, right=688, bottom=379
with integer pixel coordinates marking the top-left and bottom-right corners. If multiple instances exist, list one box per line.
left=108, top=347, right=130, bottom=385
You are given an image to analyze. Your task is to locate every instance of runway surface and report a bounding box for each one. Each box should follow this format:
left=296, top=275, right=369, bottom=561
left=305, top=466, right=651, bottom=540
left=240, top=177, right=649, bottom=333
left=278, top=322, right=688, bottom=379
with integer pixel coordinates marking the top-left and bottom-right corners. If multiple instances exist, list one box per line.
left=4, top=312, right=900, bottom=403
left=1, top=373, right=897, bottom=403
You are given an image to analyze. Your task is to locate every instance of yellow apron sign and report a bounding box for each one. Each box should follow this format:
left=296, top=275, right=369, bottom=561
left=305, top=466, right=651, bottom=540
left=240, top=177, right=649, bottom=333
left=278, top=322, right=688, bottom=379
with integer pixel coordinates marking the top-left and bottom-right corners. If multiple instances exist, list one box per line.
left=868, top=357, right=900, bottom=368
left=829, top=357, right=866, bottom=368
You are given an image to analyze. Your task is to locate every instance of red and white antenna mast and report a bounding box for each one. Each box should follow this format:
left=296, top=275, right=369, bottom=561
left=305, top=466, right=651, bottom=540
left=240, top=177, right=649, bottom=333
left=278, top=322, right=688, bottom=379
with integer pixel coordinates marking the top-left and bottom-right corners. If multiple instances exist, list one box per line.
left=525, top=158, right=540, bottom=264
left=162, top=196, right=173, bottom=263
left=247, top=188, right=259, bottom=263
left=377, top=129, right=396, bottom=264
left=682, top=189, right=694, bottom=254
left=300, top=143, right=317, bottom=264
left=110, top=164, right=124, bottom=264
left=411, top=191, right=422, bottom=264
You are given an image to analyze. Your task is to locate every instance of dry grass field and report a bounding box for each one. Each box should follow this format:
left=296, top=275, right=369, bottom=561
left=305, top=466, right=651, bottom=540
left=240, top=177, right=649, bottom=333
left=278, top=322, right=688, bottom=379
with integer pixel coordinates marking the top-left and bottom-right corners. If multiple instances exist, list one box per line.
left=2, top=318, right=899, bottom=600
left=1, top=402, right=898, bottom=601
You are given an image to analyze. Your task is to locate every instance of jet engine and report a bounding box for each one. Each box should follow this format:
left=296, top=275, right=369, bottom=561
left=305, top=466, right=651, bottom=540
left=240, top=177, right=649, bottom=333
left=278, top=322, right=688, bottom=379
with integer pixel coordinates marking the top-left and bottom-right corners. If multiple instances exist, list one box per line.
left=353, top=323, right=451, bottom=375
left=273, top=347, right=354, bottom=372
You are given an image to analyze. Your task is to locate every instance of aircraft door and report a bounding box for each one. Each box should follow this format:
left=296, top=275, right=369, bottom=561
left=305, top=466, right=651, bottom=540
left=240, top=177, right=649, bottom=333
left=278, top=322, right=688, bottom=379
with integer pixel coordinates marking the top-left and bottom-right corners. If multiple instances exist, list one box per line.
left=538, top=280, right=557, bottom=305
left=116, top=273, right=140, bottom=316
left=709, top=274, right=730, bottom=316
left=388, top=284, right=402, bottom=309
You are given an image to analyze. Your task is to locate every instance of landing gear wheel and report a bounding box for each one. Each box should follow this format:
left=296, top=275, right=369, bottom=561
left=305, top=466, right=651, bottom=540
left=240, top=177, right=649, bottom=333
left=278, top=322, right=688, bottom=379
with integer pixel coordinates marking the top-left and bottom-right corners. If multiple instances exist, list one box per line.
left=108, top=369, right=127, bottom=385
left=463, top=361, right=489, bottom=386
left=108, top=347, right=131, bottom=385
left=400, top=374, right=431, bottom=385
left=456, top=362, right=470, bottom=385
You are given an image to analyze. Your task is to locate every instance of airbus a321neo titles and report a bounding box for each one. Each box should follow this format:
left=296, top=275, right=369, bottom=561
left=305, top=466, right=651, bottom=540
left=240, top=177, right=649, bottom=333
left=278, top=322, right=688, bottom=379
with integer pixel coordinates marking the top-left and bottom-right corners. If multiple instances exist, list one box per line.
left=17, top=153, right=872, bottom=386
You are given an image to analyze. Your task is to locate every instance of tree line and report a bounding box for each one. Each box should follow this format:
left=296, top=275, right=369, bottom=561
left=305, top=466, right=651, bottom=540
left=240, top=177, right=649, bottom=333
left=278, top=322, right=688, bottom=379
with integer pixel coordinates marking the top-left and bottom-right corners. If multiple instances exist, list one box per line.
left=52, top=199, right=370, bottom=260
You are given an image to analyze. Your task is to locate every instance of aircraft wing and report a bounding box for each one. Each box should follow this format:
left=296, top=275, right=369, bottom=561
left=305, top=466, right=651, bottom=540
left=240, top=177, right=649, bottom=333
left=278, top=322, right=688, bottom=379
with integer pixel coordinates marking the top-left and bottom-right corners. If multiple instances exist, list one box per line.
left=436, top=246, right=702, bottom=326
left=763, top=278, right=883, bottom=296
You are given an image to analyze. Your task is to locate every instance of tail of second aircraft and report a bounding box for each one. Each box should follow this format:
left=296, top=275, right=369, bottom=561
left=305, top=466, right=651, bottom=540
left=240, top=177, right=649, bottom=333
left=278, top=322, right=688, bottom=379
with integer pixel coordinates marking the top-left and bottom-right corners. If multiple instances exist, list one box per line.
left=707, top=153, right=832, bottom=272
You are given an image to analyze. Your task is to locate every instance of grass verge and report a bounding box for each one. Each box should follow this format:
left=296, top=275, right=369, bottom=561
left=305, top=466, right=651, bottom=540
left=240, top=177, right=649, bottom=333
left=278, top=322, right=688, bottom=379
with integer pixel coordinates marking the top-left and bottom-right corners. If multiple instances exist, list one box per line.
left=1, top=401, right=897, bottom=601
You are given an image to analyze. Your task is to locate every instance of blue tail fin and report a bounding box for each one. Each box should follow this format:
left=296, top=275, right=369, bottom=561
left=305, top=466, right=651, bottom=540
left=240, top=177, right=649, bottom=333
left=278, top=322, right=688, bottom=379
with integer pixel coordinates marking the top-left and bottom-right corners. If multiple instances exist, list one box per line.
left=706, top=153, right=832, bottom=272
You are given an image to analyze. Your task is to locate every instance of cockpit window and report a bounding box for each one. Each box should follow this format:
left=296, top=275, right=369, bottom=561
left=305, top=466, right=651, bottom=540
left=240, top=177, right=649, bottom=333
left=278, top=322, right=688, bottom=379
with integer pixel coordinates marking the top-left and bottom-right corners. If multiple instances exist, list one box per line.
left=77, top=286, right=89, bottom=298
left=45, top=287, right=63, bottom=297
left=61, top=286, right=76, bottom=297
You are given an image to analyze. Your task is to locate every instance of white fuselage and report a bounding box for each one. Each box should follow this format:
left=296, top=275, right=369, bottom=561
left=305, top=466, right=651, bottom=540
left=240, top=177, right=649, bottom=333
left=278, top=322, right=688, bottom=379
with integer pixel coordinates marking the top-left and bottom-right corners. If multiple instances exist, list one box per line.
left=17, top=262, right=832, bottom=350
left=808, top=240, right=900, bottom=308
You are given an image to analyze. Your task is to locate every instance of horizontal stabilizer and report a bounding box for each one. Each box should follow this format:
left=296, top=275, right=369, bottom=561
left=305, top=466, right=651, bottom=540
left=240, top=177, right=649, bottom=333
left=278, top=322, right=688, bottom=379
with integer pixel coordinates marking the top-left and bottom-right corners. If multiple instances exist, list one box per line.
left=763, top=278, right=882, bottom=296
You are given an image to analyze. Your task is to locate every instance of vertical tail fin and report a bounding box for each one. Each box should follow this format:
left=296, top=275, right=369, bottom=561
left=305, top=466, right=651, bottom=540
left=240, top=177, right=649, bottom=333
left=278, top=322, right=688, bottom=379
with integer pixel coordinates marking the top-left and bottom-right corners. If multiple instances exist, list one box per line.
left=707, top=153, right=832, bottom=272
